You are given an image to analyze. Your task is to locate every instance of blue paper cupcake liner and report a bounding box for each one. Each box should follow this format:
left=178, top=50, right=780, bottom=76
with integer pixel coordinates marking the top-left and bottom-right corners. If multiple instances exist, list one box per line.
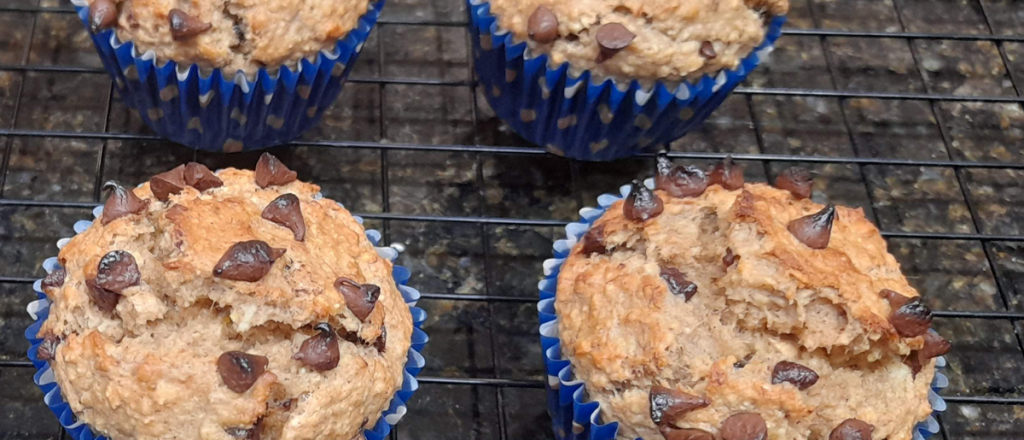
left=537, top=179, right=948, bottom=440
left=70, top=0, right=383, bottom=152
left=25, top=196, right=428, bottom=440
left=468, top=0, right=784, bottom=161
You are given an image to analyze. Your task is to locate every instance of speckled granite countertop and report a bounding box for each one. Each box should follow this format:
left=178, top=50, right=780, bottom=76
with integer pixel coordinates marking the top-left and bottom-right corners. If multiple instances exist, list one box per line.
left=2, top=0, right=1024, bottom=439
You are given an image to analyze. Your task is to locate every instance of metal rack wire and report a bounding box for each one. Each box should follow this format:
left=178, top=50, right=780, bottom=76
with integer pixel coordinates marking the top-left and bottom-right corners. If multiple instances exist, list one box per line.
left=1, top=0, right=1024, bottom=439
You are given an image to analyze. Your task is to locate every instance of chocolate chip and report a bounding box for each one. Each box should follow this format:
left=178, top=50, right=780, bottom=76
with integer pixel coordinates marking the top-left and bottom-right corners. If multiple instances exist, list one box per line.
left=213, top=241, right=287, bottom=282
left=774, top=167, right=813, bottom=200
left=906, top=350, right=923, bottom=377
left=293, top=323, right=340, bottom=371
left=42, top=268, right=66, bottom=291
left=579, top=225, right=608, bottom=255
left=225, top=420, right=263, bottom=440
left=880, top=289, right=911, bottom=310
left=889, top=299, right=932, bottom=338
left=335, top=277, right=381, bottom=321
left=787, top=204, right=836, bottom=249
left=723, top=248, right=739, bottom=268
left=338, top=327, right=361, bottom=344
left=88, top=0, right=118, bottom=33
left=274, top=398, right=295, bottom=411
left=733, top=353, right=754, bottom=369
left=101, top=181, right=150, bottom=225
left=183, top=162, right=223, bottom=191
left=660, top=267, right=698, bottom=301
left=218, top=351, right=269, bottom=393
left=649, top=385, right=710, bottom=426
left=699, top=41, right=717, bottom=59
left=262, top=194, right=306, bottom=241
left=720, top=413, right=767, bottom=440
left=656, top=154, right=708, bottom=198
left=374, top=325, right=387, bottom=354
left=86, top=278, right=121, bottom=313
left=623, top=180, right=664, bottom=222
left=36, top=333, right=61, bottom=362
left=661, top=427, right=714, bottom=440
left=527, top=5, right=559, bottom=44
left=708, top=156, right=744, bottom=190
left=595, top=22, right=635, bottom=60
left=94, top=250, right=141, bottom=293
left=919, top=329, right=951, bottom=360
left=168, top=9, right=212, bottom=41
left=150, top=165, right=187, bottom=202
left=771, top=361, right=819, bottom=390
left=829, top=419, right=875, bottom=440
left=255, top=153, right=298, bottom=189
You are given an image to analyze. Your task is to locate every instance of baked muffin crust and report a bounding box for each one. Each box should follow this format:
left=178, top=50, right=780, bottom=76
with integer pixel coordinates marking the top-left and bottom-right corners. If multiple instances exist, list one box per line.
left=484, top=0, right=789, bottom=82
left=556, top=181, right=938, bottom=440
left=39, top=164, right=412, bottom=440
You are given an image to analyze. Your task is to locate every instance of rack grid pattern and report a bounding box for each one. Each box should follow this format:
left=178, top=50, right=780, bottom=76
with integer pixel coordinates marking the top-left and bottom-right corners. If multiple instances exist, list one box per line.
left=2, top=0, right=1024, bottom=439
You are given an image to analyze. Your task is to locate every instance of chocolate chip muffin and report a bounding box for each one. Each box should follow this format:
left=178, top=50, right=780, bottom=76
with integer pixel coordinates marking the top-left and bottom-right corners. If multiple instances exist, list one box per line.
left=83, top=0, right=373, bottom=74
left=555, top=156, right=948, bottom=440
left=35, top=154, right=412, bottom=440
left=485, top=0, right=788, bottom=82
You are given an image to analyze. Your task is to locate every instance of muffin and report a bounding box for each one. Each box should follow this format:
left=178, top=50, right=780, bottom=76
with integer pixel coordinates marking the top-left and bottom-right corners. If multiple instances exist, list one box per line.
left=469, top=0, right=787, bottom=160
left=32, top=154, right=415, bottom=440
left=71, top=0, right=383, bottom=151
left=541, top=157, right=949, bottom=440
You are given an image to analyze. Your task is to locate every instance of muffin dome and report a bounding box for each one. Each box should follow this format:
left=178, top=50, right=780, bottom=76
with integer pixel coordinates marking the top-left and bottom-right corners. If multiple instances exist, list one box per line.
left=554, top=162, right=945, bottom=440
left=484, top=0, right=789, bottom=81
left=36, top=156, right=412, bottom=440
left=84, top=0, right=374, bottom=75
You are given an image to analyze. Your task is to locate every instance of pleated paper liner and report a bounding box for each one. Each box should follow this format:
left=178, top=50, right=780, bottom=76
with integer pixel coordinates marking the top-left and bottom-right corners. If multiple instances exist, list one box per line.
left=71, top=0, right=383, bottom=152
left=469, top=0, right=784, bottom=161
left=537, top=180, right=948, bottom=440
left=25, top=196, right=428, bottom=440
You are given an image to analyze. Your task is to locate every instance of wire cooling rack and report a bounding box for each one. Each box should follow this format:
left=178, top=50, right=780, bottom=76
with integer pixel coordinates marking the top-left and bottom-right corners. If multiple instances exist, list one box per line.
left=2, top=0, right=1024, bottom=439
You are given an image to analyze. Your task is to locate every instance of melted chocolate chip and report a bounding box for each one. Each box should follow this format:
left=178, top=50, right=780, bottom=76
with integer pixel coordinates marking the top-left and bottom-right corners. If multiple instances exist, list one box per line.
left=88, top=0, right=118, bottom=33
left=335, top=277, right=381, bottom=321
left=661, top=427, right=714, bottom=440
left=183, top=162, right=224, bottom=191
left=774, top=167, right=813, bottom=199
left=919, top=329, right=951, bottom=360
left=293, top=323, right=340, bottom=371
left=213, top=241, right=287, bottom=282
left=889, top=299, right=932, bottom=338
left=168, top=9, right=212, bottom=41
left=656, top=154, right=708, bottom=198
left=708, top=157, right=744, bottom=190
left=719, top=413, right=768, bottom=440
left=374, top=325, right=387, bottom=354
left=699, top=41, right=717, bottom=59
left=771, top=361, right=819, bottom=390
left=150, top=165, right=187, bottom=202
left=101, top=181, right=150, bottom=225
left=94, top=250, right=141, bottom=294
left=595, top=23, right=635, bottom=60
left=225, top=420, right=262, bottom=440
left=255, top=153, right=298, bottom=189
left=623, top=180, right=664, bottom=222
left=36, top=333, right=61, bottom=361
left=659, top=267, right=698, bottom=301
left=787, top=204, right=836, bottom=249
left=527, top=5, right=559, bottom=44
left=262, top=194, right=306, bottom=241
left=41, top=268, right=66, bottom=291
left=579, top=225, right=609, bottom=256
left=723, top=248, right=739, bottom=268
left=218, top=351, right=269, bottom=393
left=829, top=419, right=875, bottom=440
left=880, top=289, right=911, bottom=310
left=649, top=385, right=710, bottom=426
left=86, top=278, right=121, bottom=313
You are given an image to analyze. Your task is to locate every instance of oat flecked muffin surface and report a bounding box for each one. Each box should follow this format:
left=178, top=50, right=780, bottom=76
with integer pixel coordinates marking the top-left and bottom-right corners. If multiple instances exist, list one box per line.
left=83, top=0, right=373, bottom=75
left=555, top=159, right=947, bottom=440
left=36, top=155, right=412, bottom=440
left=485, top=0, right=788, bottom=82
